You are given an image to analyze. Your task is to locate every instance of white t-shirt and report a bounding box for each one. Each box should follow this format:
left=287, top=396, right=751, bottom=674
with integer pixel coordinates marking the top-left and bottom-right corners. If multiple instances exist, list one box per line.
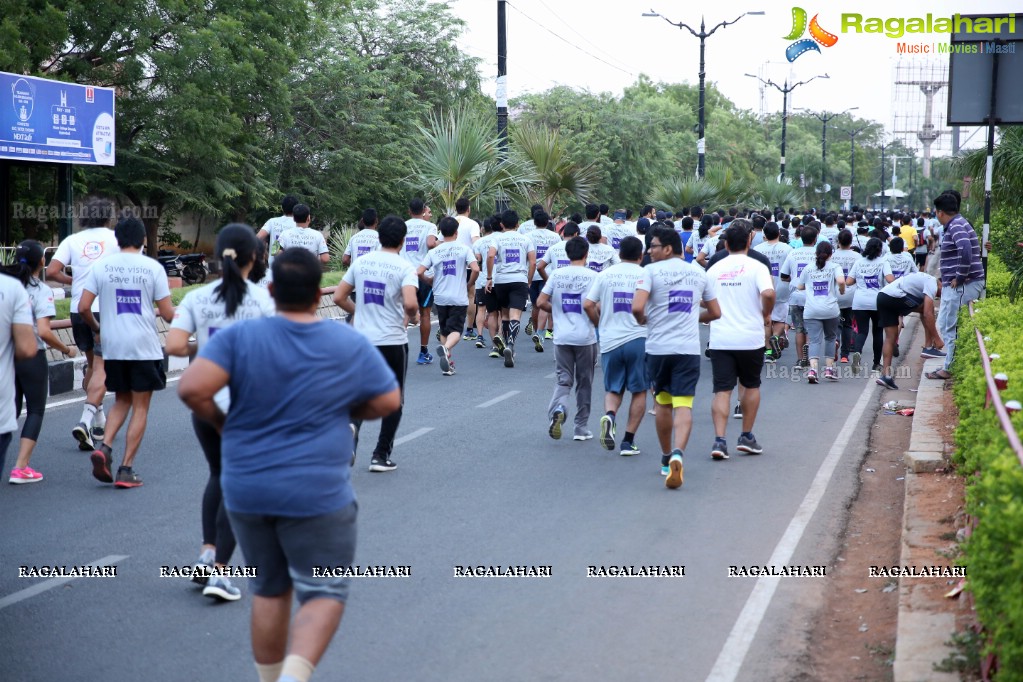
left=798, top=261, right=842, bottom=320
left=343, top=229, right=380, bottom=263
left=25, top=279, right=56, bottom=350
left=849, top=257, right=894, bottom=311
left=541, top=266, right=598, bottom=347
left=540, top=240, right=571, bottom=279
left=636, top=258, right=715, bottom=356
left=707, top=254, right=774, bottom=351
left=491, top=231, right=535, bottom=285
left=172, top=280, right=275, bottom=411
left=0, top=277, right=33, bottom=433
left=881, top=272, right=938, bottom=301
left=517, top=219, right=536, bottom=236
left=606, top=224, right=633, bottom=251
left=585, top=262, right=647, bottom=353
left=342, top=251, right=418, bottom=346
left=402, top=218, right=438, bottom=269
left=586, top=242, right=619, bottom=273
left=473, top=234, right=497, bottom=291
left=52, top=227, right=120, bottom=311
left=754, top=241, right=793, bottom=300
left=529, top=229, right=561, bottom=282
left=779, top=246, right=817, bottom=307
left=885, top=252, right=918, bottom=279
left=456, top=216, right=481, bottom=249
left=819, top=226, right=840, bottom=247
left=83, top=252, right=171, bottom=361
left=830, top=248, right=860, bottom=309
left=278, top=226, right=328, bottom=257
left=262, top=216, right=295, bottom=265
left=420, top=241, right=476, bottom=306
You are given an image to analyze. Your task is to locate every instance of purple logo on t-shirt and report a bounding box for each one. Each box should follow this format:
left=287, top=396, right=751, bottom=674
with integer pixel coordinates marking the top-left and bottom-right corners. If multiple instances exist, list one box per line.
left=611, top=237, right=622, bottom=249
left=441, top=260, right=457, bottom=276
left=208, top=326, right=221, bottom=337
left=588, top=261, right=604, bottom=273
left=770, top=262, right=780, bottom=277
left=115, top=289, right=143, bottom=315
left=612, top=291, right=633, bottom=313
left=893, top=269, right=905, bottom=278
left=537, top=245, right=549, bottom=259
left=865, top=274, right=880, bottom=289
left=364, top=280, right=386, bottom=305
left=404, top=236, right=419, bottom=253
left=557, top=259, right=570, bottom=268
left=562, top=292, right=583, bottom=314
left=812, top=280, right=829, bottom=297
left=796, top=263, right=807, bottom=277
left=505, top=249, right=521, bottom=264
left=357, top=246, right=371, bottom=257
left=668, top=290, right=694, bottom=314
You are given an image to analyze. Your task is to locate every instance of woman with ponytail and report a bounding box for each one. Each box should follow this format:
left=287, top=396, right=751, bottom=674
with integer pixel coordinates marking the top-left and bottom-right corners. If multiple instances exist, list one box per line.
left=2, top=241, right=77, bottom=483
left=796, top=241, right=845, bottom=384
left=166, top=224, right=275, bottom=601
left=846, top=237, right=896, bottom=376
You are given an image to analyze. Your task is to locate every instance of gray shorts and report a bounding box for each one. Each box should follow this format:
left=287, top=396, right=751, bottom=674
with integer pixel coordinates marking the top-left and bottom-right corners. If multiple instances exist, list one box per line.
left=789, top=305, right=806, bottom=334
left=229, top=500, right=357, bottom=604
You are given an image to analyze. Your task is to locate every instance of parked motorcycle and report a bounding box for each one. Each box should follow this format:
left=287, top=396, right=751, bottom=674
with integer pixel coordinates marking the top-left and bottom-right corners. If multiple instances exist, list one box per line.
left=157, top=250, right=208, bottom=285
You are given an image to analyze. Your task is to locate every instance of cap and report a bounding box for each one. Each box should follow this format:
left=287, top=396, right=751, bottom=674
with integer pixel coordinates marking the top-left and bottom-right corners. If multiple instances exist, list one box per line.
left=655, top=211, right=667, bottom=221
left=636, top=218, right=651, bottom=234
left=613, top=210, right=627, bottom=221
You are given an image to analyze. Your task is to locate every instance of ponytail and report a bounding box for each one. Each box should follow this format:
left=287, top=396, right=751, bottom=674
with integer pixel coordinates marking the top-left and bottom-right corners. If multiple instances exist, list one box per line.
left=815, top=241, right=833, bottom=270
left=0, top=240, right=44, bottom=288
left=214, top=224, right=259, bottom=316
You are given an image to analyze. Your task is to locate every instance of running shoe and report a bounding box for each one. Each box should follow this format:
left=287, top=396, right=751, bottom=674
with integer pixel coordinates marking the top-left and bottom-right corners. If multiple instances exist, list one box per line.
left=665, top=450, right=684, bottom=489
left=824, top=366, right=838, bottom=382
left=920, top=346, right=946, bottom=359
left=91, top=425, right=105, bottom=442
left=544, top=330, right=553, bottom=340
left=764, top=350, right=777, bottom=364
left=769, top=335, right=782, bottom=356
left=661, top=455, right=670, bottom=476
left=872, top=362, right=883, bottom=373
left=503, top=347, right=514, bottom=368
left=598, top=415, right=616, bottom=451
left=416, top=350, right=434, bottom=365
left=114, top=466, right=143, bottom=488
left=525, top=320, right=534, bottom=336
left=475, top=337, right=486, bottom=349
left=737, top=434, right=763, bottom=454
left=192, top=551, right=214, bottom=587
left=493, top=335, right=506, bottom=354
left=732, top=403, right=742, bottom=419
left=573, top=430, right=594, bottom=441
left=876, top=375, right=899, bottom=390
left=549, top=407, right=566, bottom=440
left=435, top=329, right=443, bottom=344
left=73, top=422, right=94, bottom=451
left=851, top=352, right=862, bottom=376
left=779, top=334, right=789, bottom=349
left=442, top=364, right=456, bottom=377
left=203, top=576, right=241, bottom=602
left=90, top=445, right=113, bottom=483
left=532, top=333, right=544, bottom=353
left=711, top=438, right=729, bottom=460
left=437, top=344, right=452, bottom=374
left=799, top=358, right=811, bottom=369
left=9, top=466, right=43, bottom=484
left=369, top=457, right=397, bottom=472
left=463, top=328, right=478, bottom=340
left=489, top=347, right=500, bottom=358
left=840, top=356, right=849, bottom=364
left=619, top=442, right=641, bottom=456
left=807, top=369, right=818, bottom=384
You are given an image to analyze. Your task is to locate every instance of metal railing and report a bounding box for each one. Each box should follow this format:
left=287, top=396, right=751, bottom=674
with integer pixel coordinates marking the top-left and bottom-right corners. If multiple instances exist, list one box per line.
left=969, top=301, right=1023, bottom=468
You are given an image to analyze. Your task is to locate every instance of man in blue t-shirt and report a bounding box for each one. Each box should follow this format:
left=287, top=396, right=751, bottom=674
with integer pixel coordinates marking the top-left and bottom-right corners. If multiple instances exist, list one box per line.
left=179, top=248, right=400, bottom=682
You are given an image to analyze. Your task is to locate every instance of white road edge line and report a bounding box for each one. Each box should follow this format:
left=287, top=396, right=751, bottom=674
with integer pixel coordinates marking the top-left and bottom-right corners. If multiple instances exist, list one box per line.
left=393, top=427, right=434, bottom=446
left=0, top=554, right=129, bottom=611
left=46, top=376, right=182, bottom=409
left=705, top=376, right=880, bottom=682
left=475, top=390, right=520, bottom=409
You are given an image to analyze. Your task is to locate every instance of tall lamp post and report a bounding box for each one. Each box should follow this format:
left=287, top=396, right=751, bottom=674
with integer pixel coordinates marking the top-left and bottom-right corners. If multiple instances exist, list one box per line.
left=496, top=0, right=509, bottom=212
left=836, top=124, right=870, bottom=207
left=644, top=9, right=765, bottom=178
left=878, top=140, right=894, bottom=211
left=797, top=107, right=858, bottom=208
left=744, top=73, right=829, bottom=180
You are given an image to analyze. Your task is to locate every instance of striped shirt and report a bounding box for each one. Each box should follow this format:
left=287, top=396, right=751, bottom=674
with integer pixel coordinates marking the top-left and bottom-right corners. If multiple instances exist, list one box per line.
left=938, top=214, right=984, bottom=286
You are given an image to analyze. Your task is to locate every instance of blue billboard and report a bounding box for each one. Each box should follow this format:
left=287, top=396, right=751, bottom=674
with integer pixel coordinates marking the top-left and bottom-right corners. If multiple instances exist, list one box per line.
left=1, top=71, right=115, bottom=166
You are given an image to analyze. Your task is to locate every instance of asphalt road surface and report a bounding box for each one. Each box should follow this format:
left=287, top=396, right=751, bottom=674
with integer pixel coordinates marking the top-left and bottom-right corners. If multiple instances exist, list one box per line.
left=0, top=321, right=902, bottom=681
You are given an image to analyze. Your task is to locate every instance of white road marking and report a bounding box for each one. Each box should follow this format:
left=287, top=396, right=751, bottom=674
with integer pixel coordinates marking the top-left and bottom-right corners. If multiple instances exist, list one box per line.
left=545, top=372, right=556, bottom=379
left=393, top=427, right=434, bottom=446
left=706, top=376, right=880, bottom=682
left=475, top=391, right=521, bottom=409
left=46, top=376, right=181, bottom=409
left=0, top=555, right=129, bottom=611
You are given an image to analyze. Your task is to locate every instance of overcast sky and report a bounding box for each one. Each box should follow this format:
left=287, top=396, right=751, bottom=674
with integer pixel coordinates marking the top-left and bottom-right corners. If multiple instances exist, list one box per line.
left=447, top=0, right=1018, bottom=154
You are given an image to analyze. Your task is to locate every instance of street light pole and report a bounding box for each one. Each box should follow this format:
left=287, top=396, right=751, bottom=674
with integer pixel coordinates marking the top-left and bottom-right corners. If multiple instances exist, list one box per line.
left=837, top=125, right=869, bottom=207
left=744, top=73, right=828, bottom=180
left=496, top=0, right=509, bottom=212
left=645, top=9, right=765, bottom=178
left=800, top=107, right=858, bottom=208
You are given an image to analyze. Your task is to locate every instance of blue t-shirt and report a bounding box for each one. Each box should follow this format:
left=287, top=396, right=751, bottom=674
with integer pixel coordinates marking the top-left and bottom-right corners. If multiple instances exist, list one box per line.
left=201, top=317, right=398, bottom=517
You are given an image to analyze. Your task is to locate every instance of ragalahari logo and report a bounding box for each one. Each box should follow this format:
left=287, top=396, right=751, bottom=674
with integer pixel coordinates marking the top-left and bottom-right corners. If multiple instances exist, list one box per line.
left=784, top=7, right=838, bottom=62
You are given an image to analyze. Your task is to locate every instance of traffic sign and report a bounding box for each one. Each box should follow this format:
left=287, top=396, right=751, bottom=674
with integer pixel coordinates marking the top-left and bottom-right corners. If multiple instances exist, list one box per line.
left=839, top=186, right=852, bottom=200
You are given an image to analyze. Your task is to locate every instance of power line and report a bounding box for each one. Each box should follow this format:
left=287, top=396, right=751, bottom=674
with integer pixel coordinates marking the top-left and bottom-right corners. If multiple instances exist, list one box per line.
left=530, top=0, right=641, bottom=75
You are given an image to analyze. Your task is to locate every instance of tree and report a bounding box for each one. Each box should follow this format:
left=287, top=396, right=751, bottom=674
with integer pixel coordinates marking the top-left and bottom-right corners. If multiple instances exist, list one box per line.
left=510, top=122, right=599, bottom=214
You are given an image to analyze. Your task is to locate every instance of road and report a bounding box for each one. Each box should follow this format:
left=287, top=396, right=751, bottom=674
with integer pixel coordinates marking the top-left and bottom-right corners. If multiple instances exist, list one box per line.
left=0, top=321, right=897, bottom=681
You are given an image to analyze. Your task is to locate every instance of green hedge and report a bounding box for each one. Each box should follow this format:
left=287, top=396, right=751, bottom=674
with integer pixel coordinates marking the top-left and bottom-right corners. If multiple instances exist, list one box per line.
left=986, top=255, right=1011, bottom=299
left=952, top=296, right=1023, bottom=680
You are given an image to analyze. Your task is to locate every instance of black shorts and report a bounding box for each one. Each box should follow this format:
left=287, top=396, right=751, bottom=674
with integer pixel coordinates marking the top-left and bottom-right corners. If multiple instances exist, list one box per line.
left=416, top=282, right=433, bottom=309
left=528, top=281, right=543, bottom=306
left=104, top=359, right=167, bottom=393
left=474, top=288, right=487, bottom=307
left=645, top=353, right=701, bottom=398
left=435, top=305, right=468, bottom=337
left=877, top=292, right=921, bottom=329
left=709, top=348, right=765, bottom=392
left=914, top=252, right=927, bottom=268
left=70, top=312, right=101, bottom=356
left=493, top=282, right=529, bottom=311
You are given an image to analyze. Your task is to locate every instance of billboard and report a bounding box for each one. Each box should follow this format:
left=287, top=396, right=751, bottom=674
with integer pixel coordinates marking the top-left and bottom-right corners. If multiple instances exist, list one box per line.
left=1, top=71, right=115, bottom=166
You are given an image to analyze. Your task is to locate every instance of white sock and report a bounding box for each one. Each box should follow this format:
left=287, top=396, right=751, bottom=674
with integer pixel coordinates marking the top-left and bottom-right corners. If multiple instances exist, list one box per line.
left=255, top=661, right=283, bottom=682
left=278, top=654, right=314, bottom=682
left=80, top=403, right=97, bottom=426
left=93, top=406, right=106, bottom=428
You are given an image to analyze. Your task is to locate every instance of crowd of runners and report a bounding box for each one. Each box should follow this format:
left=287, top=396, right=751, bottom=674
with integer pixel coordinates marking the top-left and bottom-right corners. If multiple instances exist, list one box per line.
left=0, top=188, right=984, bottom=682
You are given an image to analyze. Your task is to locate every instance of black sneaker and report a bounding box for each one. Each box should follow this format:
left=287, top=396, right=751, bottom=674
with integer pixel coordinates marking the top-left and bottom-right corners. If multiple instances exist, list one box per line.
left=737, top=433, right=763, bottom=454
left=532, top=333, right=544, bottom=353
left=369, top=457, right=397, bottom=472
left=503, top=347, right=514, bottom=368
left=192, top=554, right=214, bottom=587
left=876, top=375, right=899, bottom=390
left=732, top=403, right=743, bottom=419
left=90, top=444, right=113, bottom=483
left=493, top=335, right=507, bottom=355
left=769, top=335, right=782, bottom=356
left=711, top=438, right=729, bottom=460
left=114, top=466, right=143, bottom=488
left=91, top=425, right=105, bottom=442
left=203, top=575, right=241, bottom=602
left=475, top=337, right=486, bottom=349
left=73, top=422, right=94, bottom=451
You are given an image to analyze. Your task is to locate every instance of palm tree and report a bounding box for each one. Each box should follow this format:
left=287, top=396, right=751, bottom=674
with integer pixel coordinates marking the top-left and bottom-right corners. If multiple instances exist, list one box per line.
left=749, top=178, right=805, bottom=211
left=650, top=175, right=719, bottom=213
left=956, top=127, right=1023, bottom=204
left=704, top=167, right=751, bottom=207
left=511, top=122, right=599, bottom=213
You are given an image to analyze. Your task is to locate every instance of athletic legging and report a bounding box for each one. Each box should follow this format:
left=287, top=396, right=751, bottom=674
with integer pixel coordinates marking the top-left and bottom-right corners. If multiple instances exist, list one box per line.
left=15, top=350, right=48, bottom=442
left=853, top=310, right=883, bottom=365
left=839, top=307, right=855, bottom=358
left=193, top=414, right=236, bottom=566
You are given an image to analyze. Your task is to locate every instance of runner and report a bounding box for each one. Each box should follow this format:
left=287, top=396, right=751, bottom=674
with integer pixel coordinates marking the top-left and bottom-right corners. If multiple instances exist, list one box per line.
left=417, top=216, right=480, bottom=376
left=796, top=242, right=846, bottom=383
left=335, top=215, right=419, bottom=472
left=527, top=211, right=560, bottom=350
left=754, top=222, right=793, bottom=363
left=256, top=194, right=298, bottom=267
left=278, top=204, right=329, bottom=264
left=3, top=242, right=77, bottom=484
left=0, top=271, right=35, bottom=478
left=486, top=210, right=536, bottom=368
left=470, top=217, right=498, bottom=349
left=633, top=226, right=720, bottom=488
left=885, top=237, right=918, bottom=280
left=779, top=224, right=820, bottom=369
left=831, top=229, right=861, bottom=365
left=584, top=226, right=619, bottom=273
left=537, top=222, right=582, bottom=342
left=45, top=198, right=118, bottom=451
left=876, top=272, right=944, bottom=390
left=846, top=238, right=895, bottom=375
left=167, top=224, right=275, bottom=600
left=454, top=198, right=482, bottom=340
left=178, top=247, right=400, bottom=682
left=403, top=198, right=439, bottom=365
left=341, top=208, right=381, bottom=267
left=584, top=236, right=648, bottom=455
left=706, top=220, right=775, bottom=460
left=537, top=236, right=599, bottom=443
left=517, top=204, right=543, bottom=237
left=79, top=216, right=175, bottom=488
left=606, top=210, right=633, bottom=251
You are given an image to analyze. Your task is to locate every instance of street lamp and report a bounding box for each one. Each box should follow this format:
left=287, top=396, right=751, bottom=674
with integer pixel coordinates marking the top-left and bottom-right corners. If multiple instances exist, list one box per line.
left=645, top=9, right=765, bottom=178
left=835, top=124, right=870, bottom=208
left=744, top=73, right=828, bottom=180
left=797, top=107, right=859, bottom=207
left=878, top=139, right=895, bottom=211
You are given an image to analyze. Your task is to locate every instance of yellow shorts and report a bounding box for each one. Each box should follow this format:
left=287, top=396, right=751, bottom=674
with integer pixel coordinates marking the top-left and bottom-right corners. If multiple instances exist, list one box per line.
left=655, top=392, right=694, bottom=409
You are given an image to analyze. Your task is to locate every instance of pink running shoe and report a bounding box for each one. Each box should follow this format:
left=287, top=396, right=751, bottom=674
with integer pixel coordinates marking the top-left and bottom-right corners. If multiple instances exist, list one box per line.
left=9, top=466, right=43, bottom=484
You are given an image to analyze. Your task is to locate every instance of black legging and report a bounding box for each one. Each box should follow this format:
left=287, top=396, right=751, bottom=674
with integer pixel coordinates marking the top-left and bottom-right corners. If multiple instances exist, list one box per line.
left=839, top=308, right=855, bottom=358
left=353, top=343, right=408, bottom=458
left=193, top=414, right=236, bottom=566
left=15, top=350, right=48, bottom=442
left=853, top=310, right=883, bottom=366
